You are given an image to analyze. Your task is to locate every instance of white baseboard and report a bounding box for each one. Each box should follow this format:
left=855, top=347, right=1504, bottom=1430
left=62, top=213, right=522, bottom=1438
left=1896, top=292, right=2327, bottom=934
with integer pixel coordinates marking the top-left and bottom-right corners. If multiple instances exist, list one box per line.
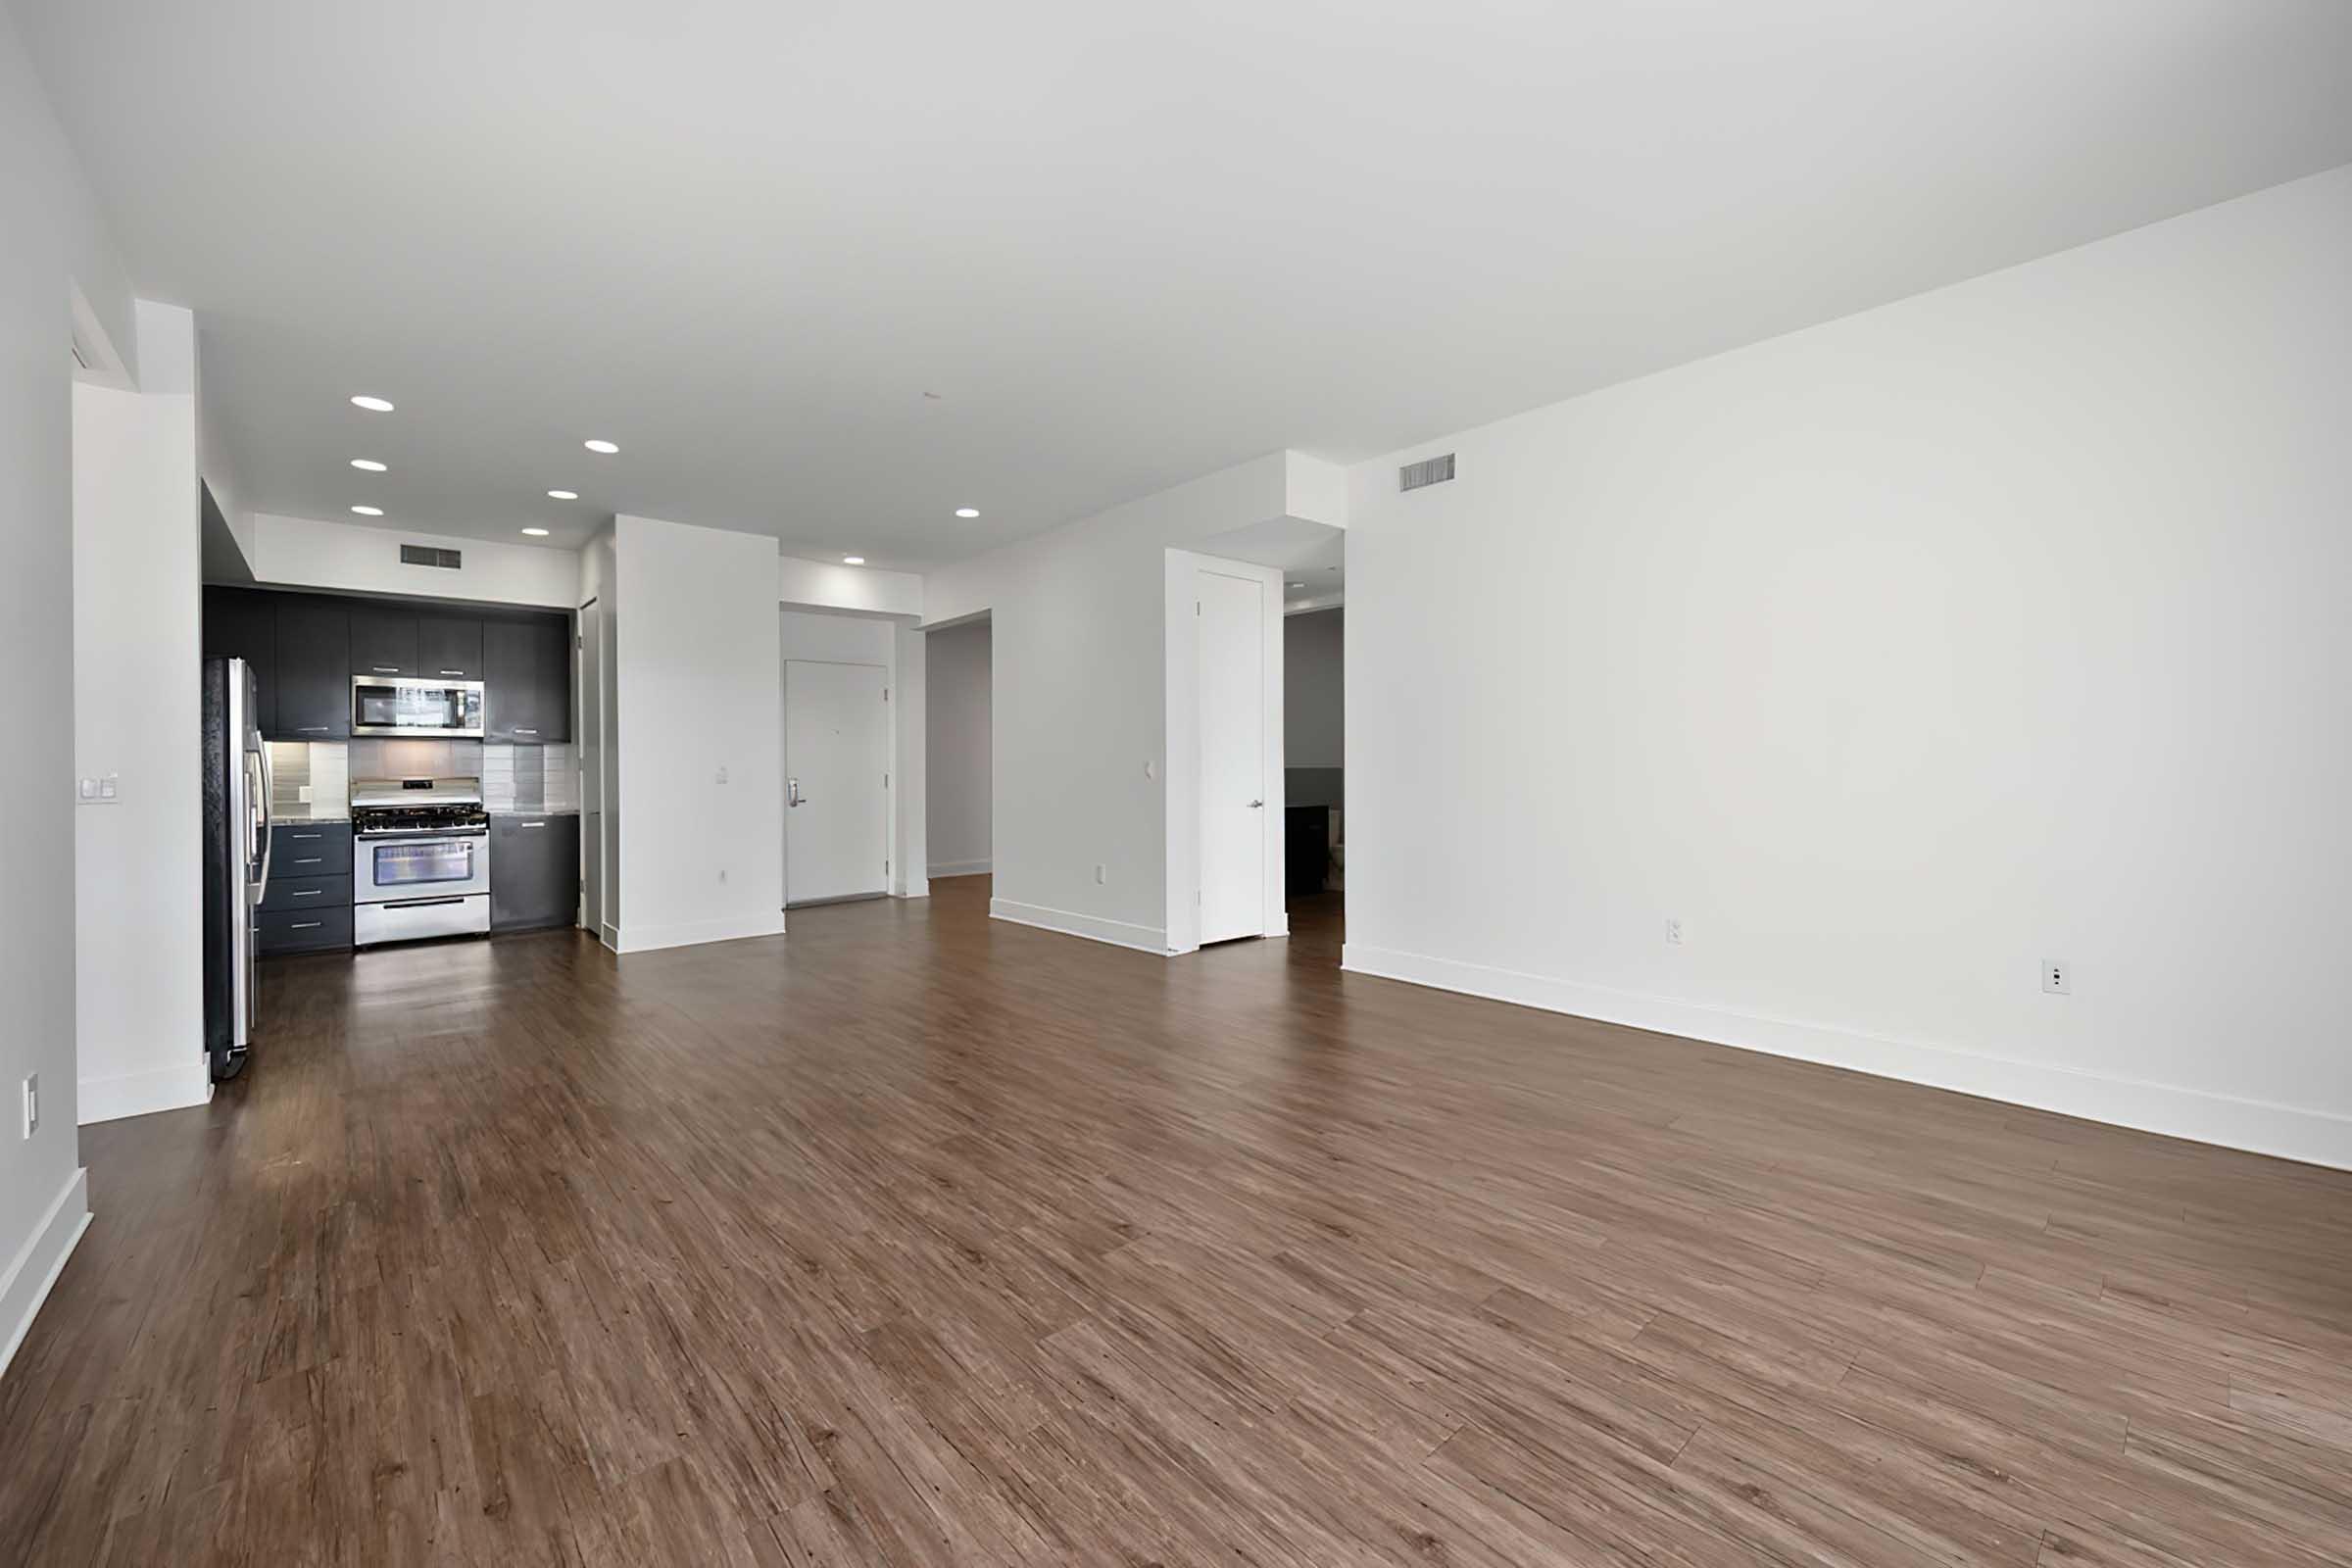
left=0, top=1166, right=91, bottom=1381
left=1342, top=943, right=2352, bottom=1172
left=77, top=1058, right=213, bottom=1125
left=928, top=859, right=992, bottom=879
left=991, top=898, right=1169, bottom=956
left=615, top=910, right=786, bottom=954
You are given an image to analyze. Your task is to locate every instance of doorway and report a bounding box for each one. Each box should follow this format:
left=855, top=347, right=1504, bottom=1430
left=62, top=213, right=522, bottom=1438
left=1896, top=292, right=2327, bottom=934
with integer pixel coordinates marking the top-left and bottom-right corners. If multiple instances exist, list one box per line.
left=784, top=659, right=891, bottom=906
left=924, top=616, right=992, bottom=883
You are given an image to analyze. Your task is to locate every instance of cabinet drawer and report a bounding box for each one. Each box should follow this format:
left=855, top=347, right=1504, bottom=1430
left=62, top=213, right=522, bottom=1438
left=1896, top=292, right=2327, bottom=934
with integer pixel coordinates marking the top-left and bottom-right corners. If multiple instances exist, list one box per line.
left=259, top=906, right=353, bottom=955
left=261, top=873, right=352, bottom=912
left=270, top=821, right=353, bottom=873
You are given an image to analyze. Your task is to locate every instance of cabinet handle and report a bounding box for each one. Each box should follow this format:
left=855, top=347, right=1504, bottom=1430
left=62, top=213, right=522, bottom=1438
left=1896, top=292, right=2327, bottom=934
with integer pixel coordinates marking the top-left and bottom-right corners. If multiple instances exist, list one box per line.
left=439, top=668, right=465, bottom=676
left=293, top=858, right=322, bottom=866
left=519, top=820, right=547, bottom=829
left=292, top=889, right=321, bottom=899
left=290, top=921, right=322, bottom=930
left=290, top=833, right=321, bottom=841
left=299, top=726, right=330, bottom=734
left=514, top=728, right=538, bottom=736
left=371, top=665, right=399, bottom=674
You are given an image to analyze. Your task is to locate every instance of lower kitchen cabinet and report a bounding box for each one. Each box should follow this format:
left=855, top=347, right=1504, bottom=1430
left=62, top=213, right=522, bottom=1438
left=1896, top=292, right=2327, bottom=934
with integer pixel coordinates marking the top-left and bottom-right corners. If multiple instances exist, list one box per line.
left=490, top=812, right=578, bottom=932
left=259, top=906, right=354, bottom=955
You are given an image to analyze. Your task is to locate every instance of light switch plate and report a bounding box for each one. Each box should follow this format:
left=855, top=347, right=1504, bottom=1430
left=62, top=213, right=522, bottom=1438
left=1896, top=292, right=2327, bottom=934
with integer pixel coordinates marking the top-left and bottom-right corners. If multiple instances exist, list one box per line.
left=22, top=1073, right=36, bottom=1138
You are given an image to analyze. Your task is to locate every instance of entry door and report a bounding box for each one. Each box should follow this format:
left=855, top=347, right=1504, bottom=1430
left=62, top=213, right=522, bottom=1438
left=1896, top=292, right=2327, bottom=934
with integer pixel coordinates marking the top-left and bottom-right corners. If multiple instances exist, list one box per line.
left=785, top=660, right=891, bottom=905
left=1198, top=569, right=1267, bottom=943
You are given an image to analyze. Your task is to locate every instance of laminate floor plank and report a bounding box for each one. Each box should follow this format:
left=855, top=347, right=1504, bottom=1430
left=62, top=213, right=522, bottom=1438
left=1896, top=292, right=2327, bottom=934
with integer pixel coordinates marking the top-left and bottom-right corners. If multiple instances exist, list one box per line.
left=7, top=878, right=2352, bottom=1564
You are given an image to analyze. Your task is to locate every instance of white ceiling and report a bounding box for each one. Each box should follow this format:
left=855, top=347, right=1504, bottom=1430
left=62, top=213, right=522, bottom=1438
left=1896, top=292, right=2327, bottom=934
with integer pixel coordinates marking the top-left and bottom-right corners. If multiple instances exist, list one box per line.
left=19, top=1, right=2352, bottom=570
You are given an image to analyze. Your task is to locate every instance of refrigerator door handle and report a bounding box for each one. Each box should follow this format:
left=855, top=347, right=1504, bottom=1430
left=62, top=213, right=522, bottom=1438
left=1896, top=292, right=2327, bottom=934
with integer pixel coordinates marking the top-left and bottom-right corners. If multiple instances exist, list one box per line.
left=253, top=744, right=275, bottom=900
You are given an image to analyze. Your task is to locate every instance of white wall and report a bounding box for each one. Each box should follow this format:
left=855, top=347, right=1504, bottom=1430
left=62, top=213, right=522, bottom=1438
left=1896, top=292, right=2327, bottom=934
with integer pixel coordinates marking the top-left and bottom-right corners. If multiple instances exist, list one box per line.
left=246, top=512, right=576, bottom=607
left=611, top=514, right=784, bottom=952
left=74, top=301, right=208, bottom=1125
left=1283, top=607, right=1344, bottom=771
left=924, top=452, right=1301, bottom=951
left=1346, top=164, right=2352, bottom=1169
left=780, top=555, right=922, bottom=618
left=925, top=619, right=992, bottom=877
left=1, top=4, right=134, bottom=1374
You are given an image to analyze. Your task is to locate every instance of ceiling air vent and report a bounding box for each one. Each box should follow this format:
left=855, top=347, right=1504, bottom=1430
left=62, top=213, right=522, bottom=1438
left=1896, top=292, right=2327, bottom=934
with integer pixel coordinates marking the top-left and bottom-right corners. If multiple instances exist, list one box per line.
left=401, top=544, right=464, bottom=570
left=1399, top=453, right=1456, bottom=492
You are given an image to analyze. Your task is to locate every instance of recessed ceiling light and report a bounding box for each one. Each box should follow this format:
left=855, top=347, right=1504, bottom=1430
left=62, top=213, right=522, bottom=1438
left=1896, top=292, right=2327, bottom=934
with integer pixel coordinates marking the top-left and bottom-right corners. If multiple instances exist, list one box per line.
left=350, top=395, right=394, bottom=413
left=583, top=438, right=618, bottom=455
left=350, top=458, right=387, bottom=472
left=521, top=526, right=551, bottom=537
left=955, top=508, right=980, bottom=518
left=843, top=556, right=865, bottom=565
left=546, top=489, right=578, bottom=501
left=350, top=505, right=383, bottom=516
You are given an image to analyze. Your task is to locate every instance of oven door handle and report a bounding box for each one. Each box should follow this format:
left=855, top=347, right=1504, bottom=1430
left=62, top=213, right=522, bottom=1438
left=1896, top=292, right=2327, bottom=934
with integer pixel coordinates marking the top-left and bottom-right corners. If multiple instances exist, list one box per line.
left=383, top=896, right=469, bottom=909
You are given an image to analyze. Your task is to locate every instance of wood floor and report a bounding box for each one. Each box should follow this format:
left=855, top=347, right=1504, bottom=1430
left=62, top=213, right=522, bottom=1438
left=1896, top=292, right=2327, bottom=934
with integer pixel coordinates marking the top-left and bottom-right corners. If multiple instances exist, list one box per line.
left=6, top=877, right=2352, bottom=1565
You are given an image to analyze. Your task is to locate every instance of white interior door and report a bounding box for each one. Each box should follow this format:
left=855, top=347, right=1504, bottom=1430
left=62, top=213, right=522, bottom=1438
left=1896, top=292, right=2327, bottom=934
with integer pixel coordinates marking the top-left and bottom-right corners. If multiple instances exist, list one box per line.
left=1197, top=568, right=1267, bottom=943
left=785, top=660, right=891, bottom=905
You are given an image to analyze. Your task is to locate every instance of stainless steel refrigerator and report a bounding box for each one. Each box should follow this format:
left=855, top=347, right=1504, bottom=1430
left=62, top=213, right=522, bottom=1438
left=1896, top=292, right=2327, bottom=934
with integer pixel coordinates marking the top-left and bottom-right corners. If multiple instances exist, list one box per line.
left=202, top=656, right=270, bottom=1079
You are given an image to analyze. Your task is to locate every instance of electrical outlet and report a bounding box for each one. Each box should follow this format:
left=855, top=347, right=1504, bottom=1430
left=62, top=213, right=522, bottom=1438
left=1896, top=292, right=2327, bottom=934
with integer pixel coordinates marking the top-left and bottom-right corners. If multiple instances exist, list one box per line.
left=2042, top=959, right=2070, bottom=995
left=1665, top=917, right=1684, bottom=947
left=1095, top=863, right=1107, bottom=885
left=22, top=1073, right=36, bottom=1138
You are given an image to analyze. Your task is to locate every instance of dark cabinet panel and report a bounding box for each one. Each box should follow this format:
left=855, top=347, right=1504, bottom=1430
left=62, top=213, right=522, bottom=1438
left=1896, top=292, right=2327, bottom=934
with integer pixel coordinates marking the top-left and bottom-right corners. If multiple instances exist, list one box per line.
left=259, top=905, right=353, bottom=955
left=533, top=617, right=571, bottom=744
left=272, top=598, right=351, bottom=740
left=417, top=614, right=482, bottom=679
left=202, top=587, right=277, bottom=737
left=260, top=873, right=352, bottom=914
left=350, top=606, right=417, bottom=677
left=490, top=813, right=578, bottom=931
left=483, top=615, right=570, bottom=743
left=270, top=821, right=353, bottom=876
left=482, top=619, right=537, bottom=741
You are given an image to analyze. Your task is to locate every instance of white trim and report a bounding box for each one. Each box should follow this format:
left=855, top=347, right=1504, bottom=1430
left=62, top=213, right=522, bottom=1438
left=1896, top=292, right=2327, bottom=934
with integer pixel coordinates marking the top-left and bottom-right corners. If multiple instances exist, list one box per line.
left=1342, top=943, right=2352, bottom=1172
left=893, top=878, right=931, bottom=901
left=928, top=858, right=992, bottom=879
left=0, top=1168, right=92, bottom=1381
left=991, top=898, right=1169, bottom=956
left=614, top=910, right=785, bottom=954
left=77, top=1058, right=212, bottom=1125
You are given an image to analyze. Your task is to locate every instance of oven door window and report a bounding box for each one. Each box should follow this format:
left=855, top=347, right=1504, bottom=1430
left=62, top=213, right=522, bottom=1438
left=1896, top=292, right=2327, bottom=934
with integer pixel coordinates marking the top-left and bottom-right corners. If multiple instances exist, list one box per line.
left=370, top=838, right=476, bottom=887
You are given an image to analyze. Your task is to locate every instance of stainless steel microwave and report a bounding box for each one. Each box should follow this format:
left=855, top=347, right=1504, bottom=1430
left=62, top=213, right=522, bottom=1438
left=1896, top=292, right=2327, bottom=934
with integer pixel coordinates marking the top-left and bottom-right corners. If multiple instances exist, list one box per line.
left=351, top=675, right=485, bottom=737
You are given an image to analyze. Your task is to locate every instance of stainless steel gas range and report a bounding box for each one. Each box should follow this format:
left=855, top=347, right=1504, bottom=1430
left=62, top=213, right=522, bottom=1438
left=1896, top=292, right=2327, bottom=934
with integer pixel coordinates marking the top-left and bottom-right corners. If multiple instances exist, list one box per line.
left=350, top=776, right=491, bottom=946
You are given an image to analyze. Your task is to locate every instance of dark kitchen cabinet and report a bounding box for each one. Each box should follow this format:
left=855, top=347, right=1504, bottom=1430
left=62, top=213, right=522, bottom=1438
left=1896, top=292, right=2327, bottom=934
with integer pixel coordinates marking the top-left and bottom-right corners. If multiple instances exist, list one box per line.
left=272, top=599, right=351, bottom=740
left=416, top=613, right=482, bottom=679
left=349, top=605, right=417, bottom=678
left=201, top=587, right=277, bottom=738
left=484, top=614, right=570, bottom=744
left=490, top=812, right=578, bottom=931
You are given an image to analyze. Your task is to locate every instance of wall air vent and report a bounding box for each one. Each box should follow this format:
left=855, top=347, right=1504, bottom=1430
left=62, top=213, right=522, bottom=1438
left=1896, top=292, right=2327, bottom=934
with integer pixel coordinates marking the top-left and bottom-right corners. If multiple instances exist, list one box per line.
left=1399, top=453, right=1456, bottom=492
left=401, top=544, right=464, bottom=570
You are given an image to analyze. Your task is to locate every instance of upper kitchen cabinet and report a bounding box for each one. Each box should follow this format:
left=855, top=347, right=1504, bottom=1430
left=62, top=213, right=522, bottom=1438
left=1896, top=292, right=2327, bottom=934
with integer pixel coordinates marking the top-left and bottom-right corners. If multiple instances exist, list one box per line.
left=349, top=605, right=418, bottom=678
left=484, top=614, right=570, bottom=743
left=201, top=587, right=277, bottom=738
left=273, top=598, right=352, bottom=739
left=417, top=613, right=483, bottom=679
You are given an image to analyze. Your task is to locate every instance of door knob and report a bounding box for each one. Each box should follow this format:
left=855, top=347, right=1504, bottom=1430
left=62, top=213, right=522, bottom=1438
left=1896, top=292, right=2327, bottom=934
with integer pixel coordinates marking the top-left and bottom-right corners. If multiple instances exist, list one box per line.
left=1248, top=799, right=1264, bottom=808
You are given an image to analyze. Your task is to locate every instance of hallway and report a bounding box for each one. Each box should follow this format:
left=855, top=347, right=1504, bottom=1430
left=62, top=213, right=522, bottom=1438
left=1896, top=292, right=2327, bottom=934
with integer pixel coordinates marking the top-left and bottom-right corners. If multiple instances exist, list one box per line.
left=4, top=879, right=2350, bottom=1564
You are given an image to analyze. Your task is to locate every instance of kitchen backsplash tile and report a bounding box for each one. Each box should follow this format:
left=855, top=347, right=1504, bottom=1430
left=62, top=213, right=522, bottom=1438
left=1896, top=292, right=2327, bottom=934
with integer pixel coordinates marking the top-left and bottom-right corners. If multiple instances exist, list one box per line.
left=267, top=740, right=350, bottom=820
left=349, top=737, right=480, bottom=780
left=482, top=742, right=578, bottom=812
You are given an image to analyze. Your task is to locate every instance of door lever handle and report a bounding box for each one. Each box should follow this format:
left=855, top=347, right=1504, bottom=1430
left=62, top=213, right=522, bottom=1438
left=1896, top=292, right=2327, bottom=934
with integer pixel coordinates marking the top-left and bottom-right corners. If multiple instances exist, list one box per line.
left=1248, top=799, right=1264, bottom=808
